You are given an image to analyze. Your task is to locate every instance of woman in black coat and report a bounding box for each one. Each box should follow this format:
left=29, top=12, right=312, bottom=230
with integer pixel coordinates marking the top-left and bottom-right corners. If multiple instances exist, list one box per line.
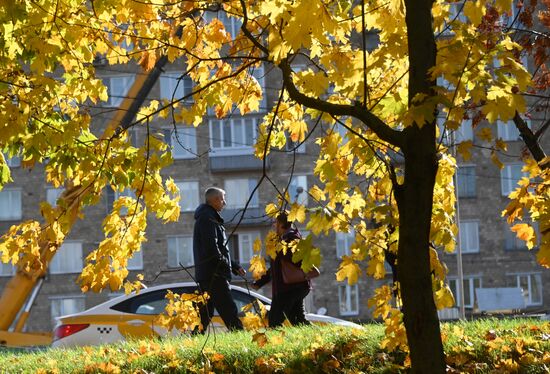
left=253, top=212, right=311, bottom=327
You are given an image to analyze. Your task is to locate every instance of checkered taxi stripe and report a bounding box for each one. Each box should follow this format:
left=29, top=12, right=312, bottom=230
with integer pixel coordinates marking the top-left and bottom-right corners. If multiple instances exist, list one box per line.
left=97, top=327, right=113, bottom=334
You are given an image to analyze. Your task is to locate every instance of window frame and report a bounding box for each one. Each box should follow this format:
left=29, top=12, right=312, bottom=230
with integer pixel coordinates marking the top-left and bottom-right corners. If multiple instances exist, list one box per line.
left=163, top=127, right=198, bottom=160
left=175, top=181, right=200, bottom=212
left=209, top=117, right=260, bottom=156
left=289, top=175, right=308, bottom=206
left=223, top=178, right=259, bottom=209
left=448, top=275, right=482, bottom=308
left=0, top=262, right=16, bottom=277
left=46, top=187, right=64, bottom=207
left=127, top=249, right=143, bottom=270
left=49, top=240, right=83, bottom=274
left=159, top=72, right=194, bottom=103
left=501, top=163, right=528, bottom=196
left=505, top=272, right=543, bottom=307
left=497, top=118, right=531, bottom=142
left=456, top=165, right=476, bottom=198
left=458, top=220, right=480, bottom=254
left=0, top=188, right=22, bottom=221
left=50, top=295, right=86, bottom=324
left=336, top=230, right=355, bottom=258
left=102, top=75, right=135, bottom=107
left=166, top=235, right=194, bottom=268
left=338, top=283, right=359, bottom=316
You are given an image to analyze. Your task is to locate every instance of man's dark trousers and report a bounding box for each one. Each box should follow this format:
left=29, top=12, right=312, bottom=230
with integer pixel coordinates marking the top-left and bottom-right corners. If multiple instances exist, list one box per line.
left=198, top=276, right=243, bottom=332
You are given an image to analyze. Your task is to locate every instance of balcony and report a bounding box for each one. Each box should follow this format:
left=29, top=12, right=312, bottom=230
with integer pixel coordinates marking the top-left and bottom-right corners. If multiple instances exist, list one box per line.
left=209, top=154, right=270, bottom=172
left=220, top=207, right=269, bottom=227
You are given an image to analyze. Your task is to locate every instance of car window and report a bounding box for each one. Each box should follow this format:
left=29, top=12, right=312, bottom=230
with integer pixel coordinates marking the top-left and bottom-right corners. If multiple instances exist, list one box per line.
left=111, top=287, right=197, bottom=314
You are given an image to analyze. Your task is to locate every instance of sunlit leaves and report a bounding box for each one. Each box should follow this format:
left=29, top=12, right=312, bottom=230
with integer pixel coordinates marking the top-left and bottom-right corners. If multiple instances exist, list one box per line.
left=79, top=196, right=147, bottom=292
left=336, top=256, right=361, bottom=285
left=249, top=255, right=267, bottom=280
left=502, top=159, right=550, bottom=268
left=156, top=290, right=208, bottom=332
left=242, top=300, right=268, bottom=331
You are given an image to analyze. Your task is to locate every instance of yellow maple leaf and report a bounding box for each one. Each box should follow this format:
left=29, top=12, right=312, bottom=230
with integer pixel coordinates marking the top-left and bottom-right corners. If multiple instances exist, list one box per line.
left=491, top=151, right=504, bottom=170
left=309, top=185, right=326, bottom=201
left=288, top=203, right=306, bottom=223
left=336, top=256, right=361, bottom=285
left=265, top=203, right=279, bottom=217
left=511, top=223, right=536, bottom=249
left=289, top=120, right=308, bottom=143
left=457, top=141, right=473, bottom=161
left=248, top=255, right=267, bottom=280
left=252, top=331, right=268, bottom=347
left=253, top=237, right=262, bottom=253
left=434, top=283, right=455, bottom=310
left=463, top=0, right=486, bottom=26
left=477, top=127, right=493, bottom=142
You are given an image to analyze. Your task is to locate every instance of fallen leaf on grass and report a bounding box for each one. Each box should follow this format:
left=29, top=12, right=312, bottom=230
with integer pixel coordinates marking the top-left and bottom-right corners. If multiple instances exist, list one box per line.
left=253, top=331, right=268, bottom=347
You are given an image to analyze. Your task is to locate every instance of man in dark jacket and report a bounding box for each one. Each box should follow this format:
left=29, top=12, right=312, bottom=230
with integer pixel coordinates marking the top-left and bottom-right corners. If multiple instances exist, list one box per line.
left=193, top=187, right=245, bottom=332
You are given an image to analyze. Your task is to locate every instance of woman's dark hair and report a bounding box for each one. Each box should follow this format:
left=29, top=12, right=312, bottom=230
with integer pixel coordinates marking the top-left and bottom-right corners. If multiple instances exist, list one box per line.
left=276, top=211, right=291, bottom=229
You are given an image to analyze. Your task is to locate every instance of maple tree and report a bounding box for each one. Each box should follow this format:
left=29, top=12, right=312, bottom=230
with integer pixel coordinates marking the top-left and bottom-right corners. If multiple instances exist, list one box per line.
left=0, top=0, right=548, bottom=372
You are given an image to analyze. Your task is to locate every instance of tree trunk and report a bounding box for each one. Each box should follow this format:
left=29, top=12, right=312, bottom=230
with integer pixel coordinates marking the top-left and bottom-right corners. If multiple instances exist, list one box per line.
left=399, top=0, right=446, bottom=372
left=395, top=134, right=446, bottom=373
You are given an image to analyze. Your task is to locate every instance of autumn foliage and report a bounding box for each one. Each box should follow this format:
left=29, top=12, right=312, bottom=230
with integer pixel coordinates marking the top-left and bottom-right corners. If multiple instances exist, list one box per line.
left=0, top=0, right=549, bottom=370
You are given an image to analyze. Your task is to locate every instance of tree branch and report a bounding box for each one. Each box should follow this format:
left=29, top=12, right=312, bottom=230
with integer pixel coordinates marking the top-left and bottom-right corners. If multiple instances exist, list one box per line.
left=278, top=58, right=403, bottom=148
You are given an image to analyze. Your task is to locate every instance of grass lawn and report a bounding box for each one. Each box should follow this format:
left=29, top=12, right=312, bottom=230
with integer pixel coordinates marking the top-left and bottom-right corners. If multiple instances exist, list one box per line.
left=0, top=318, right=548, bottom=373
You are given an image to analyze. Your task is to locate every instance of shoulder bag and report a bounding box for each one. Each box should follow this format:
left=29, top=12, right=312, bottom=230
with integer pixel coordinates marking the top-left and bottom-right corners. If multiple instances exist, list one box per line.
left=281, top=258, right=320, bottom=284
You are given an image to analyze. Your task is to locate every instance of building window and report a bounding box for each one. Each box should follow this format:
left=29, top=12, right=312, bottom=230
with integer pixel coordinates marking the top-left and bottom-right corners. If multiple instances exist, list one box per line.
left=459, top=220, right=479, bottom=253
left=105, top=187, right=137, bottom=215
left=46, top=187, right=64, bottom=206
left=336, top=230, right=354, bottom=258
left=163, top=127, right=197, bottom=159
left=338, top=283, right=359, bottom=316
left=456, top=166, right=476, bottom=198
left=448, top=276, right=482, bottom=308
left=437, top=118, right=473, bottom=145
left=127, top=127, right=139, bottom=147
left=160, top=72, right=193, bottom=102
left=455, top=120, right=473, bottom=143
left=0, top=188, right=22, bottom=221
left=501, top=163, right=527, bottom=196
left=3, top=152, right=21, bottom=168
left=224, top=179, right=259, bottom=209
left=285, top=134, right=306, bottom=153
left=103, top=75, right=135, bottom=107
left=0, top=262, right=15, bottom=277
left=50, top=296, right=85, bottom=324
left=497, top=119, right=531, bottom=142
left=127, top=249, right=143, bottom=270
left=289, top=175, right=308, bottom=205
left=175, top=181, right=200, bottom=212
left=506, top=273, right=543, bottom=306
left=204, top=11, right=242, bottom=38
left=228, top=231, right=259, bottom=266
left=50, top=241, right=83, bottom=274
left=167, top=236, right=194, bottom=268
left=209, top=117, right=259, bottom=155
left=504, top=222, right=525, bottom=251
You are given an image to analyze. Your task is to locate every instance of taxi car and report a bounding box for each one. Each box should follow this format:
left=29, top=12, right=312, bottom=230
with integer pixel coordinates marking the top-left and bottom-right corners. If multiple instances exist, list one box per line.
left=52, top=282, right=361, bottom=347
